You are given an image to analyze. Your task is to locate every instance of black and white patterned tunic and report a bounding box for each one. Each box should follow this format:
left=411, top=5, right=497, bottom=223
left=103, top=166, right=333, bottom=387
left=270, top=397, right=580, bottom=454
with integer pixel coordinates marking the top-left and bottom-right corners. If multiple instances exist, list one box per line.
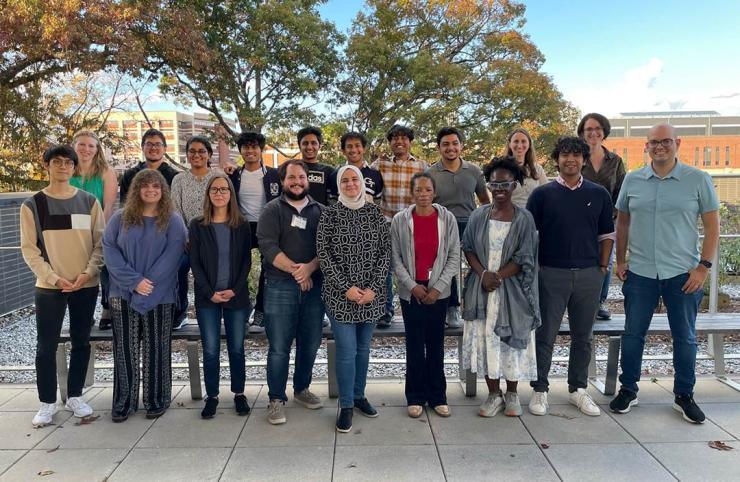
left=316, top=202, right=390, bottom=323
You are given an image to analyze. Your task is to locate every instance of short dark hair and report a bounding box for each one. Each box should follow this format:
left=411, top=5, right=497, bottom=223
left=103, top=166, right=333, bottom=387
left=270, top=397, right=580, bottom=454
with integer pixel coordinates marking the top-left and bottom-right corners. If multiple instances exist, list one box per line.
left=185, top=135, right=213, bottom=155
left=278, top=159, right=309, bottom=181
left=297, top=126, right=323, bottom=145
left=577, top=113, right=612, bottom=139
left=141, top=128, right=166, bottom=147
left=386, top=124, right=415, bottom=142
left=436, top=126, right=464, bottom=146
left=236, top=131, right=266, bottom=151
left=409, top=171, right=436, bottom=192
left=340, top=131, right=367, bottom=150
left=483, top=156, right=524, bottom=185
left=43, top=144, right=78, bottom=166
left=551, top=136, right=591, bottom=164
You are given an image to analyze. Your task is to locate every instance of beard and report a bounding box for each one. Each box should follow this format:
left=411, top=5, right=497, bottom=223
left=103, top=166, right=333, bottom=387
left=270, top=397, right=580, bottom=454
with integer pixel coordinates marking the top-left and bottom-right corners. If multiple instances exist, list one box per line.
left=284, top=186, right=308, bottom=200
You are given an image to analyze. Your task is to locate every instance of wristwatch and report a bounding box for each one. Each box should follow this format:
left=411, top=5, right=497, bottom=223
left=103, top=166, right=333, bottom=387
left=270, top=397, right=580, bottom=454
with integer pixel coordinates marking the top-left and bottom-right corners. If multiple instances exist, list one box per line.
left=699, top=259, right=712, bottom=269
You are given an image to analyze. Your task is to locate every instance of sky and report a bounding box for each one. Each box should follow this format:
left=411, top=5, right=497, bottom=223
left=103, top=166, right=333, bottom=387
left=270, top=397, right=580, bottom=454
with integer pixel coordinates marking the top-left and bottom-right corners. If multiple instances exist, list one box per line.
left=318, top=0, right=740, bottom=117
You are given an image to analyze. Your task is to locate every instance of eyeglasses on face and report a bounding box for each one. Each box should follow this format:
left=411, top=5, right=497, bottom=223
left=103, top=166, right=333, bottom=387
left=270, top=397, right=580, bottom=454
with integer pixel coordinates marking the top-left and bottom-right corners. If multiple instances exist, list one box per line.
left=144, top=142, right=165, bottom=149
left=647, top=138, right=675, bottom=148
left=50, top=158, right=75, bottom=167
left=487, top=181, right=517, bottom=190
left=209, top=187, right=231, bottom=195
left=584, top=127, right=603, bottom=133
left=188, top=149, right=208, bottom=156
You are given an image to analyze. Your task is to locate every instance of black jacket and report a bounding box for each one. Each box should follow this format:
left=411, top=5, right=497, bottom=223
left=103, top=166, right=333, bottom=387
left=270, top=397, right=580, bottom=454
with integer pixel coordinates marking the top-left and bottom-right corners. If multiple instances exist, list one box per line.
left=228, top=164, right=282, bottom=211
left=188, top=217, right=252, bottom=310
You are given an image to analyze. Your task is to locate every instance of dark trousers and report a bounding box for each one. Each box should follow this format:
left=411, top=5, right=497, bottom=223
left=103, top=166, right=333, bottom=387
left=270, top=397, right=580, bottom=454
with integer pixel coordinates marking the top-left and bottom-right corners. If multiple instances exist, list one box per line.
left=100, top=265, right=110, bottom=311
left=175, top=252, right=190, bottom=320
left=447, top=220, right=467, bottom=308
left=249, top=221, right=266, bottom=314
left=35, top=287, right=98, bottom=403
left=111, top=298, right=174, bottom=415
left=401, top=293, right=449, bottom=407
left=531, top=266, right=603, bottom=393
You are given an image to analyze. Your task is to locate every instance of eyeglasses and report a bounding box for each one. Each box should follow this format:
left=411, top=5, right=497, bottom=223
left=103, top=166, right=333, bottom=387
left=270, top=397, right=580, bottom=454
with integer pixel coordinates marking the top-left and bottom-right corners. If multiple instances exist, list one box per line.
left=188, top=149, right=209, bottom=156
left=487, top=181, right=517, bottom=190
left=50, top=158, right=75, bottom=167
left=584, top=127, right=603, bottom=133
left=144, top=142, right=165, bottom=149
left=209, top=187, right=230, bottom=195
left=647, top=138, right=675, bottom=148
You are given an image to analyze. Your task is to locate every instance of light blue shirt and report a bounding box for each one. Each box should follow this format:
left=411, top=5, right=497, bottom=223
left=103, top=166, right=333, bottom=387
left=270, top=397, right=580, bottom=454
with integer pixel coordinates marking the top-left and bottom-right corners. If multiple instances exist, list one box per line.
left=616, top=160, right=719, bottom=280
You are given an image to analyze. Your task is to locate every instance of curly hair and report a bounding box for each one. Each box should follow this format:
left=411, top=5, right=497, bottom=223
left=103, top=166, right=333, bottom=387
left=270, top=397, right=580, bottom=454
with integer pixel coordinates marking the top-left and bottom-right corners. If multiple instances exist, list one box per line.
left=505, top=128, right=540, bottom=181
left=122, top=169, right=174, bottom=232
left=483, top=156, right=524, bottom=186
left=72, top=130, right=110, bottom=179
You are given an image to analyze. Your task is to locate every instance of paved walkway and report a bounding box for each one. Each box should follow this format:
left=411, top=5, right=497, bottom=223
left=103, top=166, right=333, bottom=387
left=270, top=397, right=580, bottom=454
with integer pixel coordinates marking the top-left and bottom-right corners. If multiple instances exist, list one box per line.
left=1, top=377, right=740, bottom=481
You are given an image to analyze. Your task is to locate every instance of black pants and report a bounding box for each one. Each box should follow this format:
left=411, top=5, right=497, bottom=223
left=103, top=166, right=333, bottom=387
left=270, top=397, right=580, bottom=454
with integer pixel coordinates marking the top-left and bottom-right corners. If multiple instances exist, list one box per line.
left=531, top=266, right=603, bottom=392
left=35, top=286, right=98, bottom=403
left=111, top=298, right=174, bottom=415
left=447, top=220, right=467, bottom=308
left=249, top=221, right=266, bottom=313
left=401, top=293, right=449, bottom=406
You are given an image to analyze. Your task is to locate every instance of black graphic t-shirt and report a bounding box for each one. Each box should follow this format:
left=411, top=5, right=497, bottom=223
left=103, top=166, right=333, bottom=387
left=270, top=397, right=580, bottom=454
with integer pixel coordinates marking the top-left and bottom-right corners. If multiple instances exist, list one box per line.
left=305, top=162, right=335, bottom=205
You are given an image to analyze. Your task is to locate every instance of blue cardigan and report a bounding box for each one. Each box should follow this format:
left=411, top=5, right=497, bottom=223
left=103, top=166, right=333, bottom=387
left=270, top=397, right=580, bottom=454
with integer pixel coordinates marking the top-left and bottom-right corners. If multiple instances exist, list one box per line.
left=103, top=210, right=187, bottom=315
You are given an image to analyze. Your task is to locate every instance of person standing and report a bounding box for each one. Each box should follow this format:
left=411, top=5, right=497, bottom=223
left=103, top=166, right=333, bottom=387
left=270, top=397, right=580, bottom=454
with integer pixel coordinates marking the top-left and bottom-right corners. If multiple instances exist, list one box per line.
left=103, top=170, right=187, bottom=422
left=20, top=145, right=104, bottom=427
left=506, top=128, right=548, bottom=208
left=462, top=158, right=539, bottom=418
left=526, top=137, right=614, bottom=417
left=427, top=127, right=489, bottom=328
left=189, top=175, right=252, bottom=419
left=327, top=132, right=385, bottom=204
left=391, top=172, right=460, bottom=418
left=71, top=130, right=118, bottom=330
left=257, top=160, right=325, bottom=425
left=226, top=131, right=281, bottom=333
left=297, top=126, right=335, bottom=206
left=372, top=125, right=428, bottom=327
left=317, top=165, right=390, bottom=433
left=609, top=124, right=719, bottom=424
left=578, top=113, right=626, bottom=321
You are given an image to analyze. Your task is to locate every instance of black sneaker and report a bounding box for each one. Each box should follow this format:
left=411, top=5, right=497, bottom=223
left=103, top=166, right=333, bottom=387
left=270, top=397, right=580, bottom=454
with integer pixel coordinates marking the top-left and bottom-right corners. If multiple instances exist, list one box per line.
left=673, top=394, right=705, bottom=424
left=376, top=313, right=392, bottom=329
left=111, top=411, right=129, bottom=423
left=172, top=312, right=188, bottom=331
left=146, top=407, right=166, bottom=419
left=234, top=394, right=250, bottom=416
left=596, top=303, right=611, bottom=320
left=609, top=388, right=638, bottom=413
left=98, top=317, right=112, bottom=330
left=336, top=408, right=353, bottom=433
left=201, top=397, right=218, bottom=419
left=354, top=398, right=379, bottom=418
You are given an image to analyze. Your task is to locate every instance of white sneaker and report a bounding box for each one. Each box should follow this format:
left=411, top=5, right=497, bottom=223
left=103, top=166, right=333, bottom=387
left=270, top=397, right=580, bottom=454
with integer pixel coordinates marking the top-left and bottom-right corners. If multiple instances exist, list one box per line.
left=504, top=392, right=523, bottom=417
left=445, top=307, right=463, bottom=328
left=65, top=397, right=93, bottom=418
left=569, top=388, right=601, bottom=416
left=32, top=402, right=58, bottom=427
left=479, top=392, right=504, bottom=417
left=528, top=391, right=548, bottom=416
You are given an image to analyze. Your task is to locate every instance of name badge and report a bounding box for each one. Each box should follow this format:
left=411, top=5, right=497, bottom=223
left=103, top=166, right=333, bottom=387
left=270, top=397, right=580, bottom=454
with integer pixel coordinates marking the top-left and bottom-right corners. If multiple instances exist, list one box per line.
left=291, top=214, right=307, bottom=230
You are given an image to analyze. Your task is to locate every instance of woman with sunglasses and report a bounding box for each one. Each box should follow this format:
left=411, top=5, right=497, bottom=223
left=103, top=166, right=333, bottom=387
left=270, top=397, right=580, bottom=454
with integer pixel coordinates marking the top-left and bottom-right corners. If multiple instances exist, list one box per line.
left=461, top=157, right=540, bottom=418
left=189, top=174, right=253, bottom=419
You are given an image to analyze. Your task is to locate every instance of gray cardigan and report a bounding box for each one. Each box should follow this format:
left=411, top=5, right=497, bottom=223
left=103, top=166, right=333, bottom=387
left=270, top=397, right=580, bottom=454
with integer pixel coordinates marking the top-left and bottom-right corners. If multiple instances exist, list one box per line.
left=390, top=204, right=460, bottom=302
left=461, top=204, right=540, bottom=349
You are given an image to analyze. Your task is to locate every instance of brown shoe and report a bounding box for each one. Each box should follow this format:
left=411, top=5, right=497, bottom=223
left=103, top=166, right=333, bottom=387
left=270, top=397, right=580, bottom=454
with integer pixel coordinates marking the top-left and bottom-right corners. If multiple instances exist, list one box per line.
left=407, top=405, right=423, bottom=418
left=433, top=405, right=451, bottom=417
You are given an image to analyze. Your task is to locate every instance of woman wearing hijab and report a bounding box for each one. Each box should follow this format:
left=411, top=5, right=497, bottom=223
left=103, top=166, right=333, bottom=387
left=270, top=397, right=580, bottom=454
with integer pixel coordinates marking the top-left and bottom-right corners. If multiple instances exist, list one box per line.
left=317, top=165, right=390, bottom=433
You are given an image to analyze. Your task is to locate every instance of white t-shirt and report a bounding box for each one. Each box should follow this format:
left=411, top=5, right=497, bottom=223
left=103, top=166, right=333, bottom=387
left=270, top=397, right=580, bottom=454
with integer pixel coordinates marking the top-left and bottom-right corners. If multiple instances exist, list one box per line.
left=239, top=168, right=266, bottom=222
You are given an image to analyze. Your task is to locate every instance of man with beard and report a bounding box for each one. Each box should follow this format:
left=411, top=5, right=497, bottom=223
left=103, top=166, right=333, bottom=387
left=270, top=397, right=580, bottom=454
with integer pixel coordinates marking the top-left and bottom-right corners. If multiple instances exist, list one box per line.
left=297, top=126, right=335, bottom=206
left=257, top=159, right=325, bottom=425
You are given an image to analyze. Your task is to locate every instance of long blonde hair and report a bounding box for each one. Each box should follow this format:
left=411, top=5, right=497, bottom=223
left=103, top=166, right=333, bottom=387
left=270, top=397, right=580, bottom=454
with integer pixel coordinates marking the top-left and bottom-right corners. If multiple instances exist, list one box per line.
left=122, top=170, right=174, bottom=231
left=72, top=130, right=110, bottom=179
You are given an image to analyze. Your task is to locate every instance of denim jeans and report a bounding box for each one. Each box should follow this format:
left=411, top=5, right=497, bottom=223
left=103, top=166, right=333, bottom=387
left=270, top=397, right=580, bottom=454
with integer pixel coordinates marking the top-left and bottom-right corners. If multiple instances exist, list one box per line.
left=175, top=252, right=190, bottom=319
left=35, top=287, right=98, bottom=403
left=264, top=277, right=325, bottom=401
left=196, top=306, right=249, bottom=398
left=328, top=314, right=375, bottom=408
left=619, top=271, right=703, bottom=396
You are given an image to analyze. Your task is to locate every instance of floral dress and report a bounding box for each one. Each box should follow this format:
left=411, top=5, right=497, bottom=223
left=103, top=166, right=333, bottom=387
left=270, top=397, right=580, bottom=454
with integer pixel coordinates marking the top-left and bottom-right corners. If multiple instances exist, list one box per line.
left=462, top=219, right=537, bottom=380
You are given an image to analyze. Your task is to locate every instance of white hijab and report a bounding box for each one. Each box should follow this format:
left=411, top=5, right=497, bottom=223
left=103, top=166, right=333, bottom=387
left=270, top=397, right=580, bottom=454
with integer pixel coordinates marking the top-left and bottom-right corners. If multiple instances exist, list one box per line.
left=337, top=165, right=366, bottom=210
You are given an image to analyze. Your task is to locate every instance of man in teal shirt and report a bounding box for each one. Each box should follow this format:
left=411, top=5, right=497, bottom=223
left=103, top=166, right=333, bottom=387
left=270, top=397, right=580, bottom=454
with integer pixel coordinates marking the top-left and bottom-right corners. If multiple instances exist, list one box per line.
left=609, top=124, right=720, bottom=424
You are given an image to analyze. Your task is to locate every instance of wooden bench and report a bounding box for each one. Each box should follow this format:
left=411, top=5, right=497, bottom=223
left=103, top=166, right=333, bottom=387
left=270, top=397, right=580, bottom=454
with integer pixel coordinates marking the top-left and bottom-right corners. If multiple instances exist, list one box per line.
left=56, top=312, right=740, bottom=402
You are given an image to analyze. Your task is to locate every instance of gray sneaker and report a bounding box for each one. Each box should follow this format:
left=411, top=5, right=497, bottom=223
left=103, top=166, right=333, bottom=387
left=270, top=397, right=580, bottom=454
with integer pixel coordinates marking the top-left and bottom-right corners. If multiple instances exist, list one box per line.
left=504, top=392, right=522, bottom=417
left=267, top=399, right=286, bottom=425
left=445, top=307, right=463, bottom=328
left=294, top=388, right=323, bottom=409
left=479, top=392, right=504, bottom=417
left=248, top=310, right=265, bottom=334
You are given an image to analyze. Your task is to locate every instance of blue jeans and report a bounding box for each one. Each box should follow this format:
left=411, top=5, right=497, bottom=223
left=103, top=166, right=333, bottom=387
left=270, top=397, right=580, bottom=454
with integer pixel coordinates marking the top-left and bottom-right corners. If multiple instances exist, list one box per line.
left=619, top=271, right=703, bottom=396
left=176, top=252, right=190, bottom=319
left=264, top=277, right=325, bottom=401
left=196, top=306, right=249, bottom=398
left=328, top=313, right=375, bottom=408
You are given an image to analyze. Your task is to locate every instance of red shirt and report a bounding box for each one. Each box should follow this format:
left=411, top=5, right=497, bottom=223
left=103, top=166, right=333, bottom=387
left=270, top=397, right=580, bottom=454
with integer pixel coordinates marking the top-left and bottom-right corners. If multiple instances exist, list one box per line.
left=412, top=210, right=439, bottom=281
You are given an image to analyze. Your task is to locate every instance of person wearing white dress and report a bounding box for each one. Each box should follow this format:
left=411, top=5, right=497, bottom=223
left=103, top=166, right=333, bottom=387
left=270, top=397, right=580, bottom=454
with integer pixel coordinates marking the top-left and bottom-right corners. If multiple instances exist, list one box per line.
left=461, top=157, right=540, bottom=417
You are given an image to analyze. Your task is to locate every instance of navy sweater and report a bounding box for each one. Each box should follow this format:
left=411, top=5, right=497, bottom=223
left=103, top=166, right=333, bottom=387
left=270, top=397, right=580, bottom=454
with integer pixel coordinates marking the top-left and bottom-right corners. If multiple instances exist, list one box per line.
left=526, top=180, right=614, bottom=269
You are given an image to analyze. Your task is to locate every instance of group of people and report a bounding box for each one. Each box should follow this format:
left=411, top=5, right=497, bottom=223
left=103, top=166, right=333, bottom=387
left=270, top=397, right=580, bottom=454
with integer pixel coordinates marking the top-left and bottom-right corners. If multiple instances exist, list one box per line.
left=20, top=112, right=719, bottom=434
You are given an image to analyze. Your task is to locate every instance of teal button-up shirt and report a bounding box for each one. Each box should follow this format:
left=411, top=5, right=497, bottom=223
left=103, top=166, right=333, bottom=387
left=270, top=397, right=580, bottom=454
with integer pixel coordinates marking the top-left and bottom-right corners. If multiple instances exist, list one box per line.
left=616, top=160, right=719, bottom=280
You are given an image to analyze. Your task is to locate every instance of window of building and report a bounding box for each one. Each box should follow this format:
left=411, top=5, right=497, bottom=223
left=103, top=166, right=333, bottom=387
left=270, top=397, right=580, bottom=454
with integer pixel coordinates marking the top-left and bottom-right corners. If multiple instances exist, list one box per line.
left=704, top=147, right=711, bottom=166
left=159, top=120, right=174, bottom=128
left=123, top=120, right=138, bottom=129
left=727, top=146, right=732, bottom=166
left=622, top=148, right=628, bottom=163
left=716, top=147, right=720, bottom=166
left=695, top=147, right=700, bottom=165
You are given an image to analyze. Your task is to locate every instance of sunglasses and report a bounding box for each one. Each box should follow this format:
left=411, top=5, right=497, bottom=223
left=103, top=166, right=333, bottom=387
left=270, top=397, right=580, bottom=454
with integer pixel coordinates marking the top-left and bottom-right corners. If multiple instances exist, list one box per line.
left=487, top=181, right=517, bottom=190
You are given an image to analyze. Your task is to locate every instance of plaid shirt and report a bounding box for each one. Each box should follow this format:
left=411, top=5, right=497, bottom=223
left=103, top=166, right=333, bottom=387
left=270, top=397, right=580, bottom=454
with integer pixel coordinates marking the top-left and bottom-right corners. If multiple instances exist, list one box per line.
left=371, top=155, right=428, bottom=221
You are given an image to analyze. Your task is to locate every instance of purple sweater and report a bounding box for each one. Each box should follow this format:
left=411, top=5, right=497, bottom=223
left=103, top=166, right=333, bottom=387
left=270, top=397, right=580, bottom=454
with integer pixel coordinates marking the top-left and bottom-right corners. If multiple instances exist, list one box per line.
left=103, top=210, right=187, bottom=314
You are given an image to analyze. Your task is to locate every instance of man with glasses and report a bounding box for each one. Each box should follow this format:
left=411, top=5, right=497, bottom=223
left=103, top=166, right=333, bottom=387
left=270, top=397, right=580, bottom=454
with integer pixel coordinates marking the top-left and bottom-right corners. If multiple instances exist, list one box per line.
left=609, top=124, right=719, bottom=424
left=426, top=127, right=488, bottom=328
